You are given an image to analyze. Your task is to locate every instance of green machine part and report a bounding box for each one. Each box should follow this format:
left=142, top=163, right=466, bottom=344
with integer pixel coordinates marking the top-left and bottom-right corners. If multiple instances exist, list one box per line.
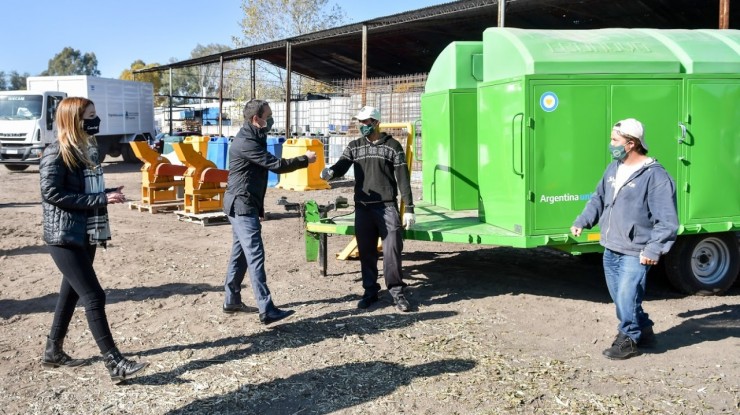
left=475, top=28, right=739, bottom=242
left=421, top=41, right=483, bottom=211
left=304, top=200, right=321, bottom=262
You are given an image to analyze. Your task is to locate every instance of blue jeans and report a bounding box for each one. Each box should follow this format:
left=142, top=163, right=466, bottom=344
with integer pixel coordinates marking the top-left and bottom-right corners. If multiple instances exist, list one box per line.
left=602, top=248, right=653, bottom=342
left=224, top=213, right=274, bottom=313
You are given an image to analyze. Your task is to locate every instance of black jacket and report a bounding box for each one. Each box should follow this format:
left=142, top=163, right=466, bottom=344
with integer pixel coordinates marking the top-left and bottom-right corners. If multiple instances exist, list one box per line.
left=328, top=132, right=414, bottom=213
left=224, top=124, right=309, bottom=217
left=39, top=141, right=109, bottom=247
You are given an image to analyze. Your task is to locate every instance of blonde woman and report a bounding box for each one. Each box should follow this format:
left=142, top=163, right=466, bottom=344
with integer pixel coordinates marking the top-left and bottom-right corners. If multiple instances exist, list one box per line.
left=39, top=97, right=147, bottom=381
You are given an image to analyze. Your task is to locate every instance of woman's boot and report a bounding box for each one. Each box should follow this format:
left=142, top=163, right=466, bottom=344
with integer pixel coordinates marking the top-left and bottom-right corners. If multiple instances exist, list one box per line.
left=102, top=347, right=148, bottom=381
left=41, top=337, right=85, bottom=368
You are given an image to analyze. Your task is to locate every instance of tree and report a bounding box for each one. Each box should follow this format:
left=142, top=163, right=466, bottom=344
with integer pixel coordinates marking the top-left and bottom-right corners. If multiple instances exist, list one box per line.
left=120, top=60, right=166, bottom=106
left=0, top=71, right=7, bottom=90
left=235, top=0, right=348, bottom=101
left=162, top=44, right=234, bottom=106
left=9, top=71, right=29, bottom=90
left=191, top=43, right=233, bottom=100
left=42, top=47, right=101, bottom=76
left=237, top=0, right=347, bottom=46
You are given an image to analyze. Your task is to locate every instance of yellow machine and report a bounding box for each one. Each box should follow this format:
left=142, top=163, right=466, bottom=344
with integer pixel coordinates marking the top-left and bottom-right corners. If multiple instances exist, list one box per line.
left=129, top=141, right=187, bottom=205
left=172, top=142, right=228, bottom=214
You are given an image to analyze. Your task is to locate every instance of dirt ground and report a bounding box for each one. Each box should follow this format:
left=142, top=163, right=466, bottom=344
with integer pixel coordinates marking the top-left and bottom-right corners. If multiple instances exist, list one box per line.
left=0, top=157, right=738, bottom=415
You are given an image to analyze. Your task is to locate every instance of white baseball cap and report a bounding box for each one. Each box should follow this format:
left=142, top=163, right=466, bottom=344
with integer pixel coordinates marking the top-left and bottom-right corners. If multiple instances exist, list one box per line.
left=353, top=106, right=381, bottom=121
left=613, top=118, right=648, bottom=151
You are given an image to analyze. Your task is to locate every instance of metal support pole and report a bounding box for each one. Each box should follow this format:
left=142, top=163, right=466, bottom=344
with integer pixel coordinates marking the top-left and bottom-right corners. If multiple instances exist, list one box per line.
left=285, top=41, right=292, bottom=137
left=218, top=56, right=224, bottom=137
left=720, top=0, right=730, bottom=29
left=250, top=59, right=256, bottom=99
left=318, top=229, right=327, bottom=277
left=361, top=25, right=368, bottom=106
left=168, top=68, right=173, bottom=135
left=498, top=0, right=506, bottom=27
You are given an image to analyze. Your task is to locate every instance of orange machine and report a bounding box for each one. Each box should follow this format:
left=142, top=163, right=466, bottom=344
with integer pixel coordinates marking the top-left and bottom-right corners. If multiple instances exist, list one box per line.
left=171, top=142, right=229, bottom=214
left=129, top=141, right=187, bottom=205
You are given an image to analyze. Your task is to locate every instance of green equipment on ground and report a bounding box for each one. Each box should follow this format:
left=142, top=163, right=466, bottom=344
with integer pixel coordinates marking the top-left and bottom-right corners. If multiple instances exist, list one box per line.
left=305, top=28, right=740, bottom=295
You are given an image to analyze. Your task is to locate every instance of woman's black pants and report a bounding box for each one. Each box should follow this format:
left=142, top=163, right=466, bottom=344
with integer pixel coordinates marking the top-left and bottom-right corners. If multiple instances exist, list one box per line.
left=47, top=244, right=115, bottom=353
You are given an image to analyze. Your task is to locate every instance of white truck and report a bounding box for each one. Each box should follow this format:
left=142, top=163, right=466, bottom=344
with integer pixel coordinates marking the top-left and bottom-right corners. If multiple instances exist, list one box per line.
left=0, top=76, right=155, bottom=171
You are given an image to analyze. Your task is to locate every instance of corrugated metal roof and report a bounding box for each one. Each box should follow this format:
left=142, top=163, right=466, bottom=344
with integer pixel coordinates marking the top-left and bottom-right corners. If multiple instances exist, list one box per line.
left=136, top=0, right=737, bottom=82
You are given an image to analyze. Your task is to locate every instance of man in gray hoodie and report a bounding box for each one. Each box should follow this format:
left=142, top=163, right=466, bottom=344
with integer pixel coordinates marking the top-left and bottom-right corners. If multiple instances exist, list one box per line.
left=571, top=118, right=679, bottom=360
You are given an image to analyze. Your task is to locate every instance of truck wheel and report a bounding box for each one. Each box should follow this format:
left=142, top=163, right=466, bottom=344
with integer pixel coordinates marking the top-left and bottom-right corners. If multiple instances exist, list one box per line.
left=96, top=140, right=110, bottom=164
left=121, top=144, right=139, bottom=163
left=4, top=164, right=29, bottom=172
left=664, top=233, right=739, bottom=295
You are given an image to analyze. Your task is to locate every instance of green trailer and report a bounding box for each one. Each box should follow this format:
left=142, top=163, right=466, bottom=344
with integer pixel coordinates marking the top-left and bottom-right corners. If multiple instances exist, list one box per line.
left=305, top=28, right=740, bottom=295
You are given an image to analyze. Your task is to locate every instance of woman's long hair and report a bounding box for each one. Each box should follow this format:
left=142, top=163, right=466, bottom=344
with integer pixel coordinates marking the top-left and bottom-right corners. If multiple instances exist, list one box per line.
left=55, top=97, right=97, bottom=169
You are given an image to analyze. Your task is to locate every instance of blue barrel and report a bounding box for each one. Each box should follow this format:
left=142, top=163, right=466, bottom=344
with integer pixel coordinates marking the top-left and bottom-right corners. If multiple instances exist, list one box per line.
left=266, top=136, right=286, bottom=187
left=207, top=136, right=229, bottom=169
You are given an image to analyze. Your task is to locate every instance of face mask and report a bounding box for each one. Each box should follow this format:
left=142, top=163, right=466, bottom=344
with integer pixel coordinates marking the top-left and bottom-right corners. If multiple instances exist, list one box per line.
left=359, top=124, right=374, bottom=137
left=609, top=144, right=628, bottom=161
left=256, top=116, right=273, bottom=133
left=83, top=116, right=101, bottom=135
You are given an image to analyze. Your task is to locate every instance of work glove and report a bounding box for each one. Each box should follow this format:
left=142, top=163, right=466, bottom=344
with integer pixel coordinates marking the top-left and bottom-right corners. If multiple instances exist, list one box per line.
left=403, top=212, right=415, bottom=229
left=320, top=167, right=334, bottom=181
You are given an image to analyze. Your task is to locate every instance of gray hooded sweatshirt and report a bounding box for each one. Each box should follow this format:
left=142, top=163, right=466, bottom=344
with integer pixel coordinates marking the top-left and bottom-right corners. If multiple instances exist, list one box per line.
left=573, top=159, right=679, bottom=261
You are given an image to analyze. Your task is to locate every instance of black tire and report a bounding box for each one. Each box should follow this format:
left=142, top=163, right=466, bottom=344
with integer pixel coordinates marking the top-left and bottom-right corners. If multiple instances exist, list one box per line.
left=664, top=233, right=740, bottom=295
left=121, top=143, right=139, bottom=163
left=96, top=140, right=110, bottom=164
left=4, top=164, right=29, bottom=172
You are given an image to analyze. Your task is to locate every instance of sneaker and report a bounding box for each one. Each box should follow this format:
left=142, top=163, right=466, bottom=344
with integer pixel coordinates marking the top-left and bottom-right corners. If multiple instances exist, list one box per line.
left=638, top=326, right=657, bottom=349
left=603, top=333, right=640, bottom=360
left=357, top=294, right=379, bottom=309
left=393, top=294, right=411, bottom=312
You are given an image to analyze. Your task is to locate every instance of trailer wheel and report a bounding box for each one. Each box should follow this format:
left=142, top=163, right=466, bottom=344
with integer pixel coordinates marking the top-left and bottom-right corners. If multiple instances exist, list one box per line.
left=664, top=233, right=739, bottom=295
left=4, top=164, right=29, bottom=172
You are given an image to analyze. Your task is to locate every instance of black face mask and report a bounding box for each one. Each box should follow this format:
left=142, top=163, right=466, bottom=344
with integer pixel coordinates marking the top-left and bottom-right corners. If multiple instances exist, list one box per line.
left=259, top=116, right=274, bottom=134
left=83, top=116, right=101, bottom=135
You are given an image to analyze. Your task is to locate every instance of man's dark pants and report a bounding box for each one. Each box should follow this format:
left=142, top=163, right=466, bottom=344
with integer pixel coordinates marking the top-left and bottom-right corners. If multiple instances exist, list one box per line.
left=354, top=203, right=406, bottom=298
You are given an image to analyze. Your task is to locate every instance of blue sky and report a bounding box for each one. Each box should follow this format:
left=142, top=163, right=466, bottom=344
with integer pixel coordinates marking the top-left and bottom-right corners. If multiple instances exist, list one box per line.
left=1, top=0, right=451, bottom=79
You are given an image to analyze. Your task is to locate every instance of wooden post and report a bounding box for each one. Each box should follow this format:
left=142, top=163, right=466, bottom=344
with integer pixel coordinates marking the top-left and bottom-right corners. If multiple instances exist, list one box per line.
left=361, top=24, right=368, bottom=106
left=286, top=41, right=292, bottom=137
left=719, top=0, right=730, bottom=29
left=218, top=56, right=224, bottom=137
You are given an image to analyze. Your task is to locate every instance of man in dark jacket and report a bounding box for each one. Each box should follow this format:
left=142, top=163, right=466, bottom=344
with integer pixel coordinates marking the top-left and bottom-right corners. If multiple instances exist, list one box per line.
left=222, top=99, right=316, bottom=325
left=572, top=118, right=678, bottom=360
left=320, top=106, right=416, bottom=312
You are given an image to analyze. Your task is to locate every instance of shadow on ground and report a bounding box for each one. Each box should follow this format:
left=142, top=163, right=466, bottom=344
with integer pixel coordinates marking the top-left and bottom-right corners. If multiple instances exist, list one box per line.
left=167, top=359, right=475, bottom=414
left=0, top=282, right=222, bottom=319
left=128, top=310, right=458, bottom=388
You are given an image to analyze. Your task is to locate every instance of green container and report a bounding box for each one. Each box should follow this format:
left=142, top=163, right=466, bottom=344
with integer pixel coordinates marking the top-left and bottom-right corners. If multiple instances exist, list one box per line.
left=421, top=41, right=483, bottom=210
left=162, top=136, right=184, bottom=154
left=474, top=27, right=739, bottom=241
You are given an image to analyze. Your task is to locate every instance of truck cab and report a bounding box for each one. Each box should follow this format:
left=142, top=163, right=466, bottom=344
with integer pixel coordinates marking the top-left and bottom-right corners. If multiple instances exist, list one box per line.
left=0, top=91, right=65, bottom=171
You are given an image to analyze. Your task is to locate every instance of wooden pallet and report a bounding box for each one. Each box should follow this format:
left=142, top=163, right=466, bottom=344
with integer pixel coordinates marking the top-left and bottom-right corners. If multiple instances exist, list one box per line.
left=128, top=201, right=183, bottom=214
left=174, top=210, right=229, bottom=227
